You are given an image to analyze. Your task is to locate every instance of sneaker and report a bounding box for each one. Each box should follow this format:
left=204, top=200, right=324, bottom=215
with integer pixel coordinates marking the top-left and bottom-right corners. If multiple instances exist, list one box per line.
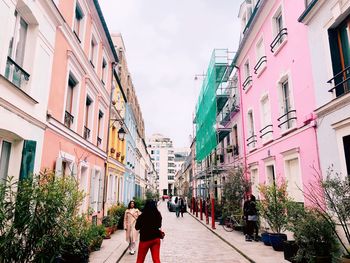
left=129, top=250, right=135, bottom=255
left=245, top=235, right=252, bottom=242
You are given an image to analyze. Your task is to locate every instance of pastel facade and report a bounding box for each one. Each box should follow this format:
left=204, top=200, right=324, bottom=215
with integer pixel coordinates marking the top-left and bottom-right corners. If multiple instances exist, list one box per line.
left=299, top=0, right=350, bottom=180
left=235, top=0, right=319, bottom=203
left=0, top=0, right=59, bottom=183
left=105, top=72, right=127, bottom=210
left=41, top=0, right=118, bottom=220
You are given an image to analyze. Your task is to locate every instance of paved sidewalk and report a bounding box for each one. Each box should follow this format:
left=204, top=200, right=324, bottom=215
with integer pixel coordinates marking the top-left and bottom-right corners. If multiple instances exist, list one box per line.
left=189, top=212, right=290, bottom=263
left=89, top=229, right=128, bottom=263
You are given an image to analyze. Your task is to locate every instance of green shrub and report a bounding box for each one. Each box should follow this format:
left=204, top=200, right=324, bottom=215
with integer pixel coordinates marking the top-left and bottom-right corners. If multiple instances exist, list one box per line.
left=133, top=197, right=146, bottom=210
left=0, top=171, right=84, bottom=263
left=108, top=204, right=126, bottom=229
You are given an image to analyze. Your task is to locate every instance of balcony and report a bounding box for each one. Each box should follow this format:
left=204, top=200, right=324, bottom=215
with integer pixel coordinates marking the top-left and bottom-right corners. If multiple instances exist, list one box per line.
left=259, top=124, right=273, bottom=139
left=97, top=136, right=102, bottom=146
left=242, top=76, right=253, bottom=91
left=254, top=56, right=267, bottom=76
left=327, top=66, right=350, bottom=98
left=84, top=126, right=91, bottom=140
left=217, top=125, right=231, bottom=143
left=5, top=56, right=30, bottom=89
left=64, top=111, right=74, bottom=128
left=278, top=110, right=297, bottom=131
left=246, top=134, right=257, bottom=148
left=270, top=28, right=288, bottom=54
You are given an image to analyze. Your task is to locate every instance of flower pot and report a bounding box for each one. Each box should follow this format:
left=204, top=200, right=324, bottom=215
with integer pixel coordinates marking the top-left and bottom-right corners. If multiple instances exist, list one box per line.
left=270, top=233, right=287, bottom=251
left=283, top=240, right=298, bottom=262
left=261, top=232, right=272, bottom=246
left=313, top=255, right=332, bottom=263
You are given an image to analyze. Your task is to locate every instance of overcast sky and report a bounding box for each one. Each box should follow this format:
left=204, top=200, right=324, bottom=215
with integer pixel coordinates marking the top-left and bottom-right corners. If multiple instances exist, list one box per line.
left=100, top=0, right=241, bottom=148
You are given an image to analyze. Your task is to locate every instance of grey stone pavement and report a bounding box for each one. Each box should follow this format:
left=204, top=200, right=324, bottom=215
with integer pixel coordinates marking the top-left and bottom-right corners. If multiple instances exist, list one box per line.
left=119, top=201, right=249, bottom=263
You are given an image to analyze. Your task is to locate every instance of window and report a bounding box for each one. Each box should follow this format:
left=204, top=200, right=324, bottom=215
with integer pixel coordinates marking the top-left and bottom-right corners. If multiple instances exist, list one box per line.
left=260, top=95, right=273, bottom=141
left=73, top=3, right=84, bottom=41
left=266, top=164, right=276, bottom=185
left=275, top=12, right=283, bottom=36
left=226, top=132, right=231, bottom=146
left=247, top=111, right=256, bottom=150
left=84, top=97, right=92, bottom=139
left=285, top=157, right=303, bottom=202
left=90, top=36, right=97, bottom=67
left=64, top=75, right=77, bottom=128
left=343, top=135, right=350, bottom=180
left=244, top=60, right=250, bottom=80
left=233, top=125, right=239, bottom=156
left=255, top=38, right=267, bottom=75
left=5, top=11, right=29, bottom=89
left=250, top=168, right=259, bottom=197
left=79, top=166, right=88, bottom=212
left=279, top=79, right=296, bottom=131
left=101, top=58, right=107, bottom=85
left=243, top=60, right=252, bottom=90
left=97, top=110, right=103, bottom=147
left=0, top=141, right=11, bottom=182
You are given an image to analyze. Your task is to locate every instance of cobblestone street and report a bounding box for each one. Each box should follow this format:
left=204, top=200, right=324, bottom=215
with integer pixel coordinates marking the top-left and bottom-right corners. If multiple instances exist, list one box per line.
left=119, top=201, right=249, bottom=263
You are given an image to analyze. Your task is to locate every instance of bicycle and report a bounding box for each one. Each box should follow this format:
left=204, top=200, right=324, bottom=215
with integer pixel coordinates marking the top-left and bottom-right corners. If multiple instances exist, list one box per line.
left=222, top=214, right=242, bottom=232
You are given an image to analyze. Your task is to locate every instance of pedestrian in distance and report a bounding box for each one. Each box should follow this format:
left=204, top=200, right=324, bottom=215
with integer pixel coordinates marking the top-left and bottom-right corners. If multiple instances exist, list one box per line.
left=243, top=195, right=251, bottom=240
left=135, top=200, right=163, bottom=263
left=175, top=196, right=180, bottom=217
left=246, top=195, right=259, bottom=242
left=179, top=197, right=185, bottom=217
left=124, top=200, right=141, bottom=255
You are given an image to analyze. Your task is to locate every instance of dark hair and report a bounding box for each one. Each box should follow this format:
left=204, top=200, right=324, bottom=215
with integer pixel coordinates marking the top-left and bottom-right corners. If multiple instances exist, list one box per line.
left=128, top=200, right=135, bottom=209
left=250, top=195, right=256, bottom=202
left=142, top=200, right=161, bottom=219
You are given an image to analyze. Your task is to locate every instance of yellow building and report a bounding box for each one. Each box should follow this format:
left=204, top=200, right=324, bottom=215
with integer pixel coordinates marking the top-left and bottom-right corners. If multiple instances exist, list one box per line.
left=105, top=71, right=127, bottom=212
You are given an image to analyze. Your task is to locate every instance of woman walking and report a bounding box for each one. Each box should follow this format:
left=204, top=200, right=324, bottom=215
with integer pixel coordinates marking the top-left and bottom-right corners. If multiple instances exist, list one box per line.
left=124, top=200, right=141, bottom=255
left=246, top=195, right=259, bottom=241
left=135, top=200, right=162, bottom=263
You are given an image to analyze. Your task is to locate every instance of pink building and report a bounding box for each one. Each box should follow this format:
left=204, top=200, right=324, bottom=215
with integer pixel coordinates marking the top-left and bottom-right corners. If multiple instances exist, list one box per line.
left=41, top=0, right=118, bottom=221
left=234, top=0, right=320, bottom=203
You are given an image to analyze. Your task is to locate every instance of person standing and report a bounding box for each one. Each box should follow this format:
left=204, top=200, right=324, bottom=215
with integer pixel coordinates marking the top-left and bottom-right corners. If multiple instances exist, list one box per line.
left=135, top=200, right=162, bottom=263
left=179, top=197, right=185, bottom=217
left=246, top=195, right=259, bottom=241
left=174, top=196, right=180, bottom=217
left=124, top=200, right=141, bottom=255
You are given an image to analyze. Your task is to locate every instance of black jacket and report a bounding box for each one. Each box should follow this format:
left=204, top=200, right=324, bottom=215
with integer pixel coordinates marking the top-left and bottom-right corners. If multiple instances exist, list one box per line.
left=135, top=212, right=162, bottom=241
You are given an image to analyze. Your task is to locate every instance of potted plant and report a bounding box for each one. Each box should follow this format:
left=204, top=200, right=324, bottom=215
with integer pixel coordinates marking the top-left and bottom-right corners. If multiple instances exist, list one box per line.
left=102, top=215, right=114, bottom=239
left=258, top=182, right=294, bottom=251
left=293, top=208, right=340, bottom=263
left=88, top=224, right=106, bottom=251
left=304, top=167, right=350, bottom=262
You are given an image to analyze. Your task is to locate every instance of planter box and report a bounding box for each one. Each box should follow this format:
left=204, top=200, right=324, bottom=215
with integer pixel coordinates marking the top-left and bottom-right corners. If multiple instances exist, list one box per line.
left=270, top=233, right=287, bottom=251
left=261, top=232, right=272, bottom=246
left=283, top=240, right=298, bottom=262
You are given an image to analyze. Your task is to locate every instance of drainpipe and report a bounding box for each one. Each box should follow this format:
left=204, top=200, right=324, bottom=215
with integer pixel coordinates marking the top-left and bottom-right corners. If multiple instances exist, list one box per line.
left=235, top=65, right=248, bottom=186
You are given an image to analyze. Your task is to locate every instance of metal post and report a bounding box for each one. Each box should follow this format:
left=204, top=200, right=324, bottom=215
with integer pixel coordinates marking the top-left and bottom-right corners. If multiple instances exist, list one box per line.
left=211, top=197, right=215, bottom=229
left=195, top=198, right=198, bottom=217
left=205, top=199, right=209, bottom=224
left=200, top=198, right=203, bottom=220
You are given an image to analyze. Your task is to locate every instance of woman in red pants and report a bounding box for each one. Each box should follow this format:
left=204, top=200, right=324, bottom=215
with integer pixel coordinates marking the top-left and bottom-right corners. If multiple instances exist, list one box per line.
left=135, top=200, right=162, bottom=263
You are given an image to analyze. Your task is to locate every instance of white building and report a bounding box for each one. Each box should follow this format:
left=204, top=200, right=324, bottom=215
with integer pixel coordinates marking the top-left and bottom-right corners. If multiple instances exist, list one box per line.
left=299, top=0, right=350, bottom=179
left=147, top=134, right=175, bottom=196
left=0, top=0, right=59, bottom=182
left=174, top=147, right=190, bottom=172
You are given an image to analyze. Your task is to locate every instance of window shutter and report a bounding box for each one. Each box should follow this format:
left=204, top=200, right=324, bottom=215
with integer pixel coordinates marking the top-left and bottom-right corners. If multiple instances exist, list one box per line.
left=19, top=140, right=36, bottom=180
left=97, top=171, right=104, bottom=212
left=55, top=157, right=63, bottom=177
left=89, top=168, right=96, bottom=210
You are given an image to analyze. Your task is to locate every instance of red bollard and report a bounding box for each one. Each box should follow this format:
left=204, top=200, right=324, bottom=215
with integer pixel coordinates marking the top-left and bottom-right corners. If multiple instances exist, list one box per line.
left=190, top=197, right=193, bottom=213
left=195, top=198, right=198, bottom=217
left=211, top=198, right=216, bottom=229
left=200, top=199, right=203, bottom=220
left=205, top=203, right=209, bottom=224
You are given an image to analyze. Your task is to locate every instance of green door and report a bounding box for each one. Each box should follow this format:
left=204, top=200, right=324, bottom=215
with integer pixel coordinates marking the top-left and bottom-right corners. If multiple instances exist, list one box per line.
left=19, top=140, right=36, bottom=180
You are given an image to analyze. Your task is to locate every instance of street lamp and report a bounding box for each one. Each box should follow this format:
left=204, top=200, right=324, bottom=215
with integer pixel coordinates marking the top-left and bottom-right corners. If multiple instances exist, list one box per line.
left=117, top=127, right=126, bottom=141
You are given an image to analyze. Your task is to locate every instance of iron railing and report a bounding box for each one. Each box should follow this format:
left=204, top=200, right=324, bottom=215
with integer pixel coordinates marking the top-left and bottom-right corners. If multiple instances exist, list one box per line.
left=64, top=111, right=74, bottom=128
left=243, top=76, right=253, bottom=90
left=277, top=110, right=297, bottom=129
left=327, top=66, right=350, bottom=96
left=254, top=56, right=267, bottom=74
left=233, top=145, right=239, bottom=156
left=246, top=134, right=257, bottom=147
left=97, top=136, right=102, bottom=146
left=5, top=56, right=30, bottom=89
left=270, top=28, right=288, bottom=53
left=259, top=124, right=273, bottom=138
left=84, top=126, right=91, bottom=139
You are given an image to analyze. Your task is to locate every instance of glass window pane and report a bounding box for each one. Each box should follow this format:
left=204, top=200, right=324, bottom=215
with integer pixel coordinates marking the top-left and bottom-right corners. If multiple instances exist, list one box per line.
left=15, top=17, right=28, bottom=67
left=0, top=141, right=12, bottom=182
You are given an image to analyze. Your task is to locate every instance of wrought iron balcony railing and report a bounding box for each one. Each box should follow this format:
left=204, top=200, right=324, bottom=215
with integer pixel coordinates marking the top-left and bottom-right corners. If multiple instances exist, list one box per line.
left=97, top=136, right=102, bottom=146
left=254, top=56, right=267, bottom=74
left=327, top=66, right=350, bottom=97
left=270, top=28, right=288, bottom=53
left=259, top=124, right=273, bottom=138
left=277, top=109, right=297, bottom=129
left=5, top=56, right=30, bottom=89
left=64, top=111, right=74, bottom=128
left=246, top=134, right=257, bottom=147
left=242, top=76, right=253, bottom=90
left=84, top=126, right=91, bottom=140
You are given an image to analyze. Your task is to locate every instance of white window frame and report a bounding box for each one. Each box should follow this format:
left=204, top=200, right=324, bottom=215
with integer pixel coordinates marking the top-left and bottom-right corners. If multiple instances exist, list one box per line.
left=264, top=158, right=276, bottom=186
left=271, top=5, right=288, bottom=55
left=97, top=105, right=106, bottom=148
left=72, top=0, right=87, bottom=45
left=247, top=109, right=256, bottom=151
left=255, top=37, right=267, bottom=76
left=249, top=165, right=259, bottom=198
left=333, top=119, right=350, bottom=180
left=89, top=34, right=98, bottom=68
left=260, top=93, right=273, bottom=143
left=82, top=88, right=95, bottom=142
left=101, top=52, right=108, bottom=86
left=79, top=162, right=89, bottom=213
left=282, top=149, right=304, bottom=202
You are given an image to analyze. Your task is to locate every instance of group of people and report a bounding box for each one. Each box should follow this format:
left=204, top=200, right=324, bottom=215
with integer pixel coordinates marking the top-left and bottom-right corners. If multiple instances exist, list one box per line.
left=174, top=196, right=186, bottom=218
left=123, top=200, right=162, bottom=263
left=243, top=194, right=259, bottom=242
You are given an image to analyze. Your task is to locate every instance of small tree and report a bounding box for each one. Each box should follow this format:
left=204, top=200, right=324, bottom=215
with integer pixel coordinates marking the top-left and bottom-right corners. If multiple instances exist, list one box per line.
left=222, top=166, right=250, bottom=215
left=304, top=166, right=350, bottom=258
left=258, top=181, right=295, bottom=233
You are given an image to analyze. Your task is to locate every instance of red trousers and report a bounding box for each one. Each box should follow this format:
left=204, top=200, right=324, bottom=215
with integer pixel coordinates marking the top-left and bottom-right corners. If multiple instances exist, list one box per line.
left=136, top=238, right=161, bottom=263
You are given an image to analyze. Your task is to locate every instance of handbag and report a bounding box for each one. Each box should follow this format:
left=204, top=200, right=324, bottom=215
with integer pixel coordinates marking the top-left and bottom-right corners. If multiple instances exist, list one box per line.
left=159, top=229, right=165, bottom=239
